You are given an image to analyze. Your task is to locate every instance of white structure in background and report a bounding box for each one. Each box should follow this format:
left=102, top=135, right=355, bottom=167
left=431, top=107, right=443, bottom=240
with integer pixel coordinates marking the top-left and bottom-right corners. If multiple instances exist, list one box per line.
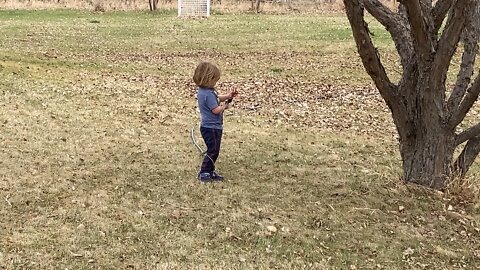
left=178, top=0, right=210, bottom=16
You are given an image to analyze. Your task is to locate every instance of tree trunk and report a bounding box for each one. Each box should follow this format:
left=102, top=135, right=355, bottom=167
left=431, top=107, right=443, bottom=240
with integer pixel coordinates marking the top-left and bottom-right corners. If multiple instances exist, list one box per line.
left=395, top=70, right=456, bottom=189
left=149, top=0, right=158, bottom=11
left=344, top=0, right=480, bottom=190
left=400, top=128, right=456, bottom=188
left=255, top=0, right=261, bottom=13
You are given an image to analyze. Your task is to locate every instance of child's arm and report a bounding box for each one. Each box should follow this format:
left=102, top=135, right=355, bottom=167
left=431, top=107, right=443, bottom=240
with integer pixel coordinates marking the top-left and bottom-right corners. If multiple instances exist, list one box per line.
left=211, top=103, right=230, bottom=115
left=218, top=94, right=231, bottom=102
left=218, top=89, right=238, bottom=102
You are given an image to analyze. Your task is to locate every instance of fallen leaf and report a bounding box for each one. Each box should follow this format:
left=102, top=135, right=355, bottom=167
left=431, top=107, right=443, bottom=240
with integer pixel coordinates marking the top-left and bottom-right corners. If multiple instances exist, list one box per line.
left=172, top=209, right=181, bottom=218
left=266, top=225, right=277, bottom=235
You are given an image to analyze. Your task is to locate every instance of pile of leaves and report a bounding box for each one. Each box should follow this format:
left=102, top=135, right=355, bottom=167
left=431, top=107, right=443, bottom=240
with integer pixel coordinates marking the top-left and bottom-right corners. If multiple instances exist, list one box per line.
left=181, top=77, right=396, bottom=135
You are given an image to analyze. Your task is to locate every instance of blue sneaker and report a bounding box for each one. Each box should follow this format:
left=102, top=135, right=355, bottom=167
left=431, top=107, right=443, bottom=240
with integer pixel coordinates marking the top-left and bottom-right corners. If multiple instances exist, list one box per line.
left=210, top=171, right=224, bottom=181
left=198, top=172, right=212, bottom=182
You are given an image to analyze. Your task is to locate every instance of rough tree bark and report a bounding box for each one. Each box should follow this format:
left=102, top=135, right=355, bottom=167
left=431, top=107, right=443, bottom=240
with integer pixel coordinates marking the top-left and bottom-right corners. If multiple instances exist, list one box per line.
left=343, top=0, right=480, bottom=189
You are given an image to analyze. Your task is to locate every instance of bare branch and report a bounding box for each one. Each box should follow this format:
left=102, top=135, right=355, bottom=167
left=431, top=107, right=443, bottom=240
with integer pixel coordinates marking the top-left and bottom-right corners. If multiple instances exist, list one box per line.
left=344, top=0, right=409, bottom=137
left=447, top=1, right=480, bottom=116
left=365, top=2, right=417, bottom=129
left=344, top=1, right=396, bottom=99
left=363, top=0, right=396, bottom=26
left=364, top=0, right=414, bottom=67
left=432, top=0, right=454, bottom=32
left=396, top=4, right=418, bottom=89
left=450, top=74, right=480, bottom=127
left=453, top=136, right=480, bottom=177
left=431, top=0, right=471, bottom=95
left=456, top=123, right=480, bottom=146
left=398, top=0, right=435, bottom=60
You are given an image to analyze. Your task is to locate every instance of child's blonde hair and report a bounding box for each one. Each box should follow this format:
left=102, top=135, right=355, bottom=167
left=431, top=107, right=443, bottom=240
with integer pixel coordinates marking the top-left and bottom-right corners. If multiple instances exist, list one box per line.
left=193, top=61, right=221, bottom=89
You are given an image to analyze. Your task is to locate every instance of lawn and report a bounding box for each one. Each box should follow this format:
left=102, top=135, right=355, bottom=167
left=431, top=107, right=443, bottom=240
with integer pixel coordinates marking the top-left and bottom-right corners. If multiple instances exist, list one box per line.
left=0, top=9, right=479, bottom=269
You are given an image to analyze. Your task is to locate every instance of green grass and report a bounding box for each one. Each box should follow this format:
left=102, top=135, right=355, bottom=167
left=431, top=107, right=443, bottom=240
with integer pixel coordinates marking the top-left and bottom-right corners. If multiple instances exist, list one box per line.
left=0, top=10, right=395, bottom=81
left=0, top=9, right=479, bottom=270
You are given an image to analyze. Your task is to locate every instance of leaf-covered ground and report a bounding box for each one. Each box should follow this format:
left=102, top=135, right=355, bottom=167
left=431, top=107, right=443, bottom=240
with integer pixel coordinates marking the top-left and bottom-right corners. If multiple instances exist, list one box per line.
left=0, top=10, right=479, bottom=270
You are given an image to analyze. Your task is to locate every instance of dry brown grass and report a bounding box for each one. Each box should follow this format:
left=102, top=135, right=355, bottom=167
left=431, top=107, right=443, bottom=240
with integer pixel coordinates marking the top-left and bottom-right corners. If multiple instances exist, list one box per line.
left=0, top=10, right=479, bottom=269
left=446, top=176, right=480, bottom=205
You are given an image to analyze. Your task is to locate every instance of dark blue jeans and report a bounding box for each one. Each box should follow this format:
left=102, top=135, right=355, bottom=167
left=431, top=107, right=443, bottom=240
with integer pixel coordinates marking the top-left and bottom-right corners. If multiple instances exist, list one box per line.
left=200, top=127, right=223, bottom=173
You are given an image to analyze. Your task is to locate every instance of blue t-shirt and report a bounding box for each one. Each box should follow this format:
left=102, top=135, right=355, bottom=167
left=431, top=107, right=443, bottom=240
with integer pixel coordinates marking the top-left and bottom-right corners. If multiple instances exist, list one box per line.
left=197, top=87, right=223, bottom=130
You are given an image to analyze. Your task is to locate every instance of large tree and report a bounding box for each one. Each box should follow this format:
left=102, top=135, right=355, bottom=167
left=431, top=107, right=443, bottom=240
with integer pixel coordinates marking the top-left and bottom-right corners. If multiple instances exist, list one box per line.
left=343, top=0, right=480, bottom=189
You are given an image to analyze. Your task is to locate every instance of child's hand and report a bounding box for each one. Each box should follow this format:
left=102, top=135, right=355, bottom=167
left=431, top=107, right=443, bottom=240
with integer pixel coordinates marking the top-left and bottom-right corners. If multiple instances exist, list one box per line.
left=229, top=88, right=238, bottom=99
left=225, top=88, right=238, bottom=104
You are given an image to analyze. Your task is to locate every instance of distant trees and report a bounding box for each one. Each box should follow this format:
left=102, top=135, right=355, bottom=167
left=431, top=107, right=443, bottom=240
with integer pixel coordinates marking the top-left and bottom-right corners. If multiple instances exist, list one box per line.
left=252, top=0, right=262, bottom=12
left=0, top=0, right=351, bottom=12
left=149, top=0, right=159, bottom=11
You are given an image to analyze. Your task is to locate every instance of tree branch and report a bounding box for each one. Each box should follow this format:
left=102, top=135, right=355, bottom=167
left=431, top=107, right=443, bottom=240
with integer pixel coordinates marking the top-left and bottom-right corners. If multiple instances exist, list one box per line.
left=364, top=0, right=414, bottom=67
left=456, top=122, right=480, bottom=146
left=450, top=74, right=480, bottom=128
left=398, top=0, right=435, bottom=60
left=396, top=4, right=417, bottom=95
left=363, top=0, right=395, bottom=26
left=453, top=136, right=480, bottom=177
left=431, top=0, right=470, bottom=96
left=344, top=0, right=395, bottom=95
left=447, top=1, right=480, bottom=117
left=432, top=0, right=454, bottom=33
left=344, top=0, right=409, bottom=137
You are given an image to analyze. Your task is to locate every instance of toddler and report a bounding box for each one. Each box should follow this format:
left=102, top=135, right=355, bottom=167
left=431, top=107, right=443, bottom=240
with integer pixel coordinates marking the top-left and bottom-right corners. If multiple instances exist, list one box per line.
left=193, top=61, right=237, bottom=182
